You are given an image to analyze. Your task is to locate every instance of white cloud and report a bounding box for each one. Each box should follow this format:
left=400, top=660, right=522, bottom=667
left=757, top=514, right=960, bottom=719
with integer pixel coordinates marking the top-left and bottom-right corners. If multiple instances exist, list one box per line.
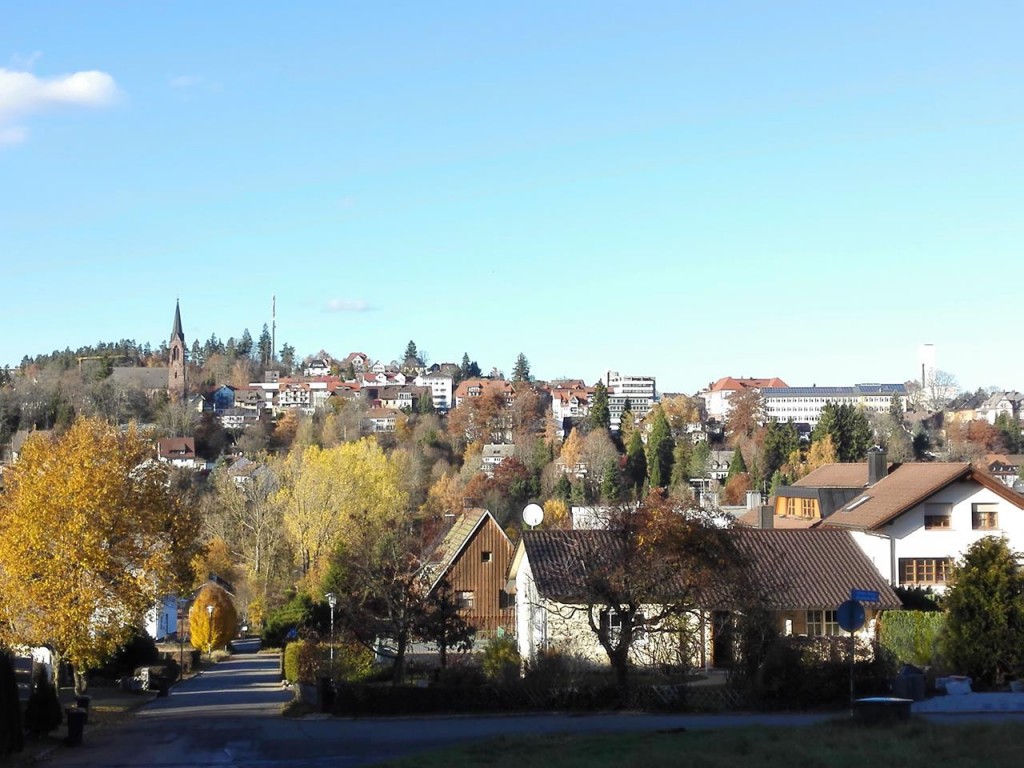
left=324, top=299, right=374, bottom=313
left=0, top=67, right=119, bottom=145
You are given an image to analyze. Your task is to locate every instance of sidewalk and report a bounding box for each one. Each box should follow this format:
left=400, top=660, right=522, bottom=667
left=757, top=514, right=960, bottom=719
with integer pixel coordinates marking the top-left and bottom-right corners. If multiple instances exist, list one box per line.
left=913, top=692, right=1024, bottom=714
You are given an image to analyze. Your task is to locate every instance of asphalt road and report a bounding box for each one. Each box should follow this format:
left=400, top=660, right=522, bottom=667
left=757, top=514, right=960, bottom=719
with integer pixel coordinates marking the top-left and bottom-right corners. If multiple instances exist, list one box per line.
left=39, top=643, right=851, bottom=767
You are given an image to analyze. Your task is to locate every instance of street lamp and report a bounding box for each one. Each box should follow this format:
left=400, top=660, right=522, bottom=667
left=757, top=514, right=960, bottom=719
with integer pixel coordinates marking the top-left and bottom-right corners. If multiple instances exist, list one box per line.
left=325, top=592, right=337, bottom=664
left=206, top=604, right=214, bottom=656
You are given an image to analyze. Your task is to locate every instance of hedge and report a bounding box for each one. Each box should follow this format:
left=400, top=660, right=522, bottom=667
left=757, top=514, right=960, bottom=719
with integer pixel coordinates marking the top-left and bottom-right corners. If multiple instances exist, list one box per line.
left=878, top=610, right=946, bottom=668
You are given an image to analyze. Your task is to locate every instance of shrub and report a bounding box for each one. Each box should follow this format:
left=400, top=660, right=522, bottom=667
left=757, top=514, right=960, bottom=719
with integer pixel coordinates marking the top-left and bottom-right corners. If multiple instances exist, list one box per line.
left=0, top=653, right=24, bottom=756
left=190, top=584, right=238, bottom=653
left=284, top=638, right=322, bottom=684
left=878, top=610, right=946, bottom=668
left=328, top=640, right=375, bottom=683
left=435, top=657, right=486, bottom=688
left=481, top=635, right=520, bottom=684
left=24, top=670, right=62, bottom=737
left=523, top=646, right=593, bottom=688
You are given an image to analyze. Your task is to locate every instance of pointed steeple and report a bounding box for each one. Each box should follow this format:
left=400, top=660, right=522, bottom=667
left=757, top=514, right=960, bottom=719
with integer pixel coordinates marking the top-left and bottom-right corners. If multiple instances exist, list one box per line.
left=171, top=300, right=185, bottom=344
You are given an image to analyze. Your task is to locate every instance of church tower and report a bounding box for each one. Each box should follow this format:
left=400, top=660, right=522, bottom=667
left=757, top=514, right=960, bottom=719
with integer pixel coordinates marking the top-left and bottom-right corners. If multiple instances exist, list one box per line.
left=168, top=301, right=186, bottom=401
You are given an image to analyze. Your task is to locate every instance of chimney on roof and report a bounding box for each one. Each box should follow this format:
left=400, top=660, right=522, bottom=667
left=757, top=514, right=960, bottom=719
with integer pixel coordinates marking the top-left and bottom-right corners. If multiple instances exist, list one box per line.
left=758, top=505, right=774, bottom=529
left=868, top=447, right=888, bottom=486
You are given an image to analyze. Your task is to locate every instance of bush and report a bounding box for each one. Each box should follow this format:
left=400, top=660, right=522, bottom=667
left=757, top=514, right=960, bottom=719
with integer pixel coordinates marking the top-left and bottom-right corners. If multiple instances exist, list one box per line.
left=284, top=639, right=322, bottom=684
left=190, top=584, right=238, bottom=653
left=262, top=593, right=327, bottom=648
left=523, top=646, right=594, bottom=688
left=878, top=610, right=946, bottom=668
left=24, top=670, right=62, bottom=737
left=753, top=637, right=894, bottom=710
left=481, top=635, right=520, bottom=684
left=435, top=657, right=486, bottom=688
left=328, top=640, right=375, bottom=683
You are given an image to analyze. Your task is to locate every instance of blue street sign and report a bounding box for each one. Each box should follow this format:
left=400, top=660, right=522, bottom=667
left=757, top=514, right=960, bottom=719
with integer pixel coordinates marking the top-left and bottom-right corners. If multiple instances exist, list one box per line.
left=837, top=599, right=866, bottom=632
left=851, top=589, right=880, bottom=603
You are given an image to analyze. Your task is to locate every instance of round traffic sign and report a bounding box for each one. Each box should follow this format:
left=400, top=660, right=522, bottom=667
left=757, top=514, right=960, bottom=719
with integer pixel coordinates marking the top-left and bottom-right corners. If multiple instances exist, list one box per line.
left=837, top=599, right=866, bottom=632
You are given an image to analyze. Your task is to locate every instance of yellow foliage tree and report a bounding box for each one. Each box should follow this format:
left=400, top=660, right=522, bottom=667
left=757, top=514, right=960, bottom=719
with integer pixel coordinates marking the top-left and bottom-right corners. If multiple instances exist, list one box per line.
left=559, top=428, right=585, bottom=471
left=277, top=439, right=407, bottom=583
left=189, top=584, right=238, bottom=653
left=543, top=498, right=570, bottom=528
left=0, top=417, right=199, bottom=690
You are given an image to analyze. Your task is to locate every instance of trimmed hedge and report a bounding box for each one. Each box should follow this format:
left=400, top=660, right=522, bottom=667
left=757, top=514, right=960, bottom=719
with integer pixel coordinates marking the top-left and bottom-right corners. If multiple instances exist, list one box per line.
left=878, top=610, right=946, bottom=668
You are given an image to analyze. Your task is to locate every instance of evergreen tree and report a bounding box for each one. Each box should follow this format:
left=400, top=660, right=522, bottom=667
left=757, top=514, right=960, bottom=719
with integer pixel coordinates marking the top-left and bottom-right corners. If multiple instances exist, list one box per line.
left=811, top=401, right=872, bottom=462
left=762, top=420, right=799, bottom=480
left=669, top=440, right=693, bottom=495
left=646, top=406, right=675, bottom=488
left=404, top=340, right=419, bottom=362
left=237, top=328, right=254, bottom=358
left=512, top=353, right=531, bottom=383
left=725, top=448, right=748, bottom=481
left=258, top=324, right=273, bottom=366
left=600, top=461, right=623, bottom=503
left=689, top=441, right=711, bottom=480
left=943, top=537, right=1024, bottom=688
left=624, top=429, right=647, bottom=494
left=588, top=381, right=611, bottom=432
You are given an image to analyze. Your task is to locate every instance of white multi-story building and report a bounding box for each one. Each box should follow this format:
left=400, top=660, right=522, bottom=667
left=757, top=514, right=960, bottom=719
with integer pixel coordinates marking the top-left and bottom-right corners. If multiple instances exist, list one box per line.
left=414, top=372, right=454, bottom=412
left=603, top=371, right=656, bottom=432
left=761, top=384, right=906, bottom=427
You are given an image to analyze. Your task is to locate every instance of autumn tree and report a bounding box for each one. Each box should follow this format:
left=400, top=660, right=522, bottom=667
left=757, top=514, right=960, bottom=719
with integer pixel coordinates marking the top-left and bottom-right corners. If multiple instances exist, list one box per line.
left=0, top=417, right=200, bottom=693
left=189, top=583, right=238, bottom=654
left=725, top=389, right=763, bottom=444
left=323, top=509, right=427, bottom=683
left=277, top=439, right=406, bottom=583
left=543, top=492, right=746, bottom=693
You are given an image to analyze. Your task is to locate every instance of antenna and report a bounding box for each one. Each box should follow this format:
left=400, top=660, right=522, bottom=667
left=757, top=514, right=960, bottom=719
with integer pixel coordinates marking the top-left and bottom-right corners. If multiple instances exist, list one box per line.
left=522, top=503, right=544, bottom=529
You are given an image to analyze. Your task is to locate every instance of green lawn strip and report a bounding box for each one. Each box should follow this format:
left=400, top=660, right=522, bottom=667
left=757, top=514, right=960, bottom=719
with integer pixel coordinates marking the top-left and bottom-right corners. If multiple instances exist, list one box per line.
left=373, top=721, right=1021, bottom=768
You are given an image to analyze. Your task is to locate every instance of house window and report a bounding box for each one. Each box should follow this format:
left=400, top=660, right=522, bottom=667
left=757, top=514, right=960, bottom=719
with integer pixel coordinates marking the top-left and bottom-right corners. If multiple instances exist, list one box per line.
left=972, top=503, right=999, bottom=530
left=481, top=551, right=492, bottom=563
left=924, top=503, right=952, bottom=530
left=899, top=558, right=953, bottom=586
left=805, top=610, right=840, bottom=637
left=456, top=591, right=474, bottom=610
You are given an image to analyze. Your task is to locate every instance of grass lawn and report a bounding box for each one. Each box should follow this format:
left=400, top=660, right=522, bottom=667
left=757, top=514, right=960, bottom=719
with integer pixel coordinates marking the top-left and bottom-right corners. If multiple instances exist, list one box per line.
left=375, top=720, right=1023, bottom=768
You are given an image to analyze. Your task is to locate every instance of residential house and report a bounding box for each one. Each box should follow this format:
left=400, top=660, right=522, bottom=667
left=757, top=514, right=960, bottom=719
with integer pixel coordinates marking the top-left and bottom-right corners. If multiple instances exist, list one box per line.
left=413, top=371, right=455, bottom=412
left=700, top=376, right=788, bottom=422
left=341, top=352, right=371, bottom=374
left=508, top=528, right=899, bottom=670
left=454, top=378, right=515, bottom=408
left=481, top=443, right=516, bottom=477
left=364, top=407, right=404, bottom=433
left=303, top=358, right=333, bottom=377
left=771, top=451, right=1024, bottom=589
left=976, top=391, right=1024, bottom=425
left=985, top=454, right=1024, bottom=489
left=423, top=508, right=515, bottom=637
left=156, top=437, right=208, bottom=470
left=551, top=385, right=594, bottom=438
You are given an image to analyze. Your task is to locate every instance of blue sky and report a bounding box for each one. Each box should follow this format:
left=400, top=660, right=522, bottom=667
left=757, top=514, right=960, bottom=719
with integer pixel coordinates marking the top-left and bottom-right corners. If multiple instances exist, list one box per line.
left=2, top=2, right=1021, bottom=394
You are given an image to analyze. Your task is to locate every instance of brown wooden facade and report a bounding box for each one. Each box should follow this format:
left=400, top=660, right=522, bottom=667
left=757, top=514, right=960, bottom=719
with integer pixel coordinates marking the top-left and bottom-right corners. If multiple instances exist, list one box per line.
left=432, top=511, right=515, bottom=637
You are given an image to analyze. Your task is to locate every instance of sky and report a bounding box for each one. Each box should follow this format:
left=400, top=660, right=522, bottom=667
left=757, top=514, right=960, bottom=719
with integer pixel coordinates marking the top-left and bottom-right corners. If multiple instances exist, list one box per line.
left=2, top=2, right=1021, bottom=395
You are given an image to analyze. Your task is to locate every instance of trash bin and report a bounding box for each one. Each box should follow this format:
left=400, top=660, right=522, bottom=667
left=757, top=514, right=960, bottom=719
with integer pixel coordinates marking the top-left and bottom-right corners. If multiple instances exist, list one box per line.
left=317, top=677, right=335, bottom=714
left=894, top=664, right=926, bottom=702
left=64, top=706, right=86, bottom=747
left=75, top=695, right=92, bottom=724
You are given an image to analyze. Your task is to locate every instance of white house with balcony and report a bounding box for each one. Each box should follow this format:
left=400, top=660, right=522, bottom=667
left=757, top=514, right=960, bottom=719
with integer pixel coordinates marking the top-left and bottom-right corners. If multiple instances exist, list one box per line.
left=414, top=372, right=454, bottom=412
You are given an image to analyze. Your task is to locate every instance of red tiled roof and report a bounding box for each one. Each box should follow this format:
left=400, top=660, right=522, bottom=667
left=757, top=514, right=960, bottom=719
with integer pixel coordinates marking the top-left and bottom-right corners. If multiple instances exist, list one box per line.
left=709, top=376, right=788, bottom=392
left=796, top=462, right=1024, bottom=530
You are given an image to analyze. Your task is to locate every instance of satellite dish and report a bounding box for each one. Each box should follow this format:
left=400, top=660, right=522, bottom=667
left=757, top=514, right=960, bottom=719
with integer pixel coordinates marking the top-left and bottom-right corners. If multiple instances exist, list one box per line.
left=522, top=503, right=544, bottom=528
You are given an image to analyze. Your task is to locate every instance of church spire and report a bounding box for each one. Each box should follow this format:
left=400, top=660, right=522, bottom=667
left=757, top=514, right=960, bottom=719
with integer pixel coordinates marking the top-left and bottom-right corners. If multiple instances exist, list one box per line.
left=171, top=299, right=185, bottom=344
